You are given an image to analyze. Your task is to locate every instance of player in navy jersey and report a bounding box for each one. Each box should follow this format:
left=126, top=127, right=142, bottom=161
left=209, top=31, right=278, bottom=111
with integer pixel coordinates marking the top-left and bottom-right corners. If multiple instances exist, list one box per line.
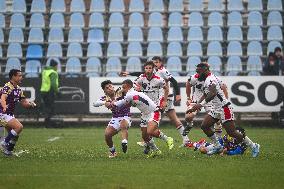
left=0, top=69, right=37, bottom=156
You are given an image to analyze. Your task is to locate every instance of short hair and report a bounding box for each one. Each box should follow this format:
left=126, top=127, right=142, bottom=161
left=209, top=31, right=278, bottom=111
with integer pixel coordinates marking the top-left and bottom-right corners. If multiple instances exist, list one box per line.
left=101, top=80, right=112, bottom=90
left=50, top=59, right=58, bottom=67
left=122, top=79, right=133, bottom=88
left=274, top=47, right=282, bottom=53
left=152, top=56, right=162, bottom=62
left=9, top=69, right=21, bottom=80
left=196, top=62, right=210, bottom=69
left=268, top=52, right=275, bottom=59
left=144, top=60, right=155, bottom=68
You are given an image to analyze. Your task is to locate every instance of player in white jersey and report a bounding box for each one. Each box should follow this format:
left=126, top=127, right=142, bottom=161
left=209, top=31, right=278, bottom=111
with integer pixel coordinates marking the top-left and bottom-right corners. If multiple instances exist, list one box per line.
left=93, top=80, right=131, bottom=158
left=112, top=79, right=174, bottom=158
left=188, top=63, right=260, bottom=157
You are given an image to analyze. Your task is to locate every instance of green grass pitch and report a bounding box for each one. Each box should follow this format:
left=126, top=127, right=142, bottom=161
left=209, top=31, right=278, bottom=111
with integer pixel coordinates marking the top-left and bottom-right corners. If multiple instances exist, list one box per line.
left=0, top=126, right=284, bottom=189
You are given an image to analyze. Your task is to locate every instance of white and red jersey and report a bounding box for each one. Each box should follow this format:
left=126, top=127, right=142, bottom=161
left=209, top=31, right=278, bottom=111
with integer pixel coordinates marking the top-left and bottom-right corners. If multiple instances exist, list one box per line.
left=134, top=74, right=166, bottom=106
left=114, top=89, right=158, bottom=115
left=188, top=74, right=205, bottom=103
left=154, top=66, right=173, bottom=95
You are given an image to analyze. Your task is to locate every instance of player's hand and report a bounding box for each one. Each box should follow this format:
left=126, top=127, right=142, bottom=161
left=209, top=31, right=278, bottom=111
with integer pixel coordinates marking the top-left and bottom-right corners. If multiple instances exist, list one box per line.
left=186, top=103, right=202, bottom=114
left=119, top=71, right=129, bottom=77
left=105, top=101, right=112, bottom=109
left=2, top=106, right=7, bottom=113
left=175, top=95, right=181, bottom=103
left=160, top=100, right=167, bottom=111
left=186, top=99, right=192, bottom=106
left=134, top=84, right=141, bottom=91
left=29, top=101, right=37, bottom=108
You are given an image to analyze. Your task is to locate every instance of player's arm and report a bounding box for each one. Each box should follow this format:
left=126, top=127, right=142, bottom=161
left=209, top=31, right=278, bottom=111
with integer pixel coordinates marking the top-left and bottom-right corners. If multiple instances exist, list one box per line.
left=0, top=93, right=8, bottom=112
left=168, top=77, right=181, bottom=102
left=221, top=83, right=228, bottom=99
left=160, top=81, right=169, bottom=110
left=185, top=80, right=192, bottom=106
left=120, top=71, right=143, bottom=77
left=20, top=98, right=36, bottom=109
left=93, top=98, right=106, bottom=107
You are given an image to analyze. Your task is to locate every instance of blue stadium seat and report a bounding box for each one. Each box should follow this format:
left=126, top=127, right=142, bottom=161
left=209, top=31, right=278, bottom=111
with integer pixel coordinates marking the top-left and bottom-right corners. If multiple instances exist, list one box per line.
left=207, top=41, right=222, bottom=56
left=208, top=0, right=224, bottom=11
left=47, top=43, right=62, bottom=57
left=0, top=29, right=3, bottom=43
left=227, top=11, right=243, bottom=26
left=127, top=42, right=142, bottom=57
left=109, top=13, right=124, bottom=27
left=207, top=26, right=223, bottom=41
left=227, top=41, right=242, bottom=56
left=69, top=13, right=84, bottom=28
left=267, top=11, right=283, bottom=26
left=167, top=42, right=182, bottom=56
left=226, top=56, right=242, bottom=76
left=67, top=43, right=83, bottom=57
left=10, top=13, right=25, bottom=28
left=147, top=42, right=162, bottom=57
left=187, top=41, right=202, bottom=56
left=48, top=28, right=64, bottom=43
left=109, top=0, right=125, bottom=12
left=247, top=11, right=263, bottom=26
left=31, top=0, right=46, bottom=13
left=189, top=0, right=203, bottom=11
left=8, top=28, right=24, bottom=43
left=86, top=57, right=101, bottom=77
left=12, top=0, right=26, bottom=13
left=28, top=28, right=44, bottom=43
left=128, top=13, right=144, bottom=27
left=267, top=0, right=283, bottom=11
left=0, top=45, right=2, bottom=57
left=90, top=0, right=105, bottom=12
left=167, top=27, right=183, bottom=42
left=247, top=26, right=262, bottom=41
left=50, top=0, right=66, bottom=13
left=187, top=27, right=203, bottom=41
left=26, top=45, right=43, bottom=59
left=108, top=27, right=123, bottom=42
left=187, top=56, right=201, bottom=75
left=168, top=12, right=183, bottom=27
left=247, top=71, right=261, bottom=76
left=89, top=13, right=104, bottom=28
left=188, top=12, right=203, bottom=26
left=247, top=56, right=262, bottom=73
left=107, top=42, right=123, bottom=57
left=65, top=57, right=82, bottom=77
left=149, top=0, right=164, bottom=12
left=247, top=0, right=263, bottom=11
left=49, top=13, right=65, bottom=28
left=169, top=0, right=183, bottom=12
left=0, top=0, right=6, bottom=13
left=267, top=26, right=283, bottom=41
left=68, top=28, right=84, bottom=43
left=0, top=14, right=4, bottom=28
left=106, top=57, right=122, bottom=76
left=148, top=27, right=163, bottom=42
left=25, top=60, right=41, bottom=78
left=208, top=12, right=223, bottom=26
left=7, top=43, right=22, bottom=58
left=228, top=0, right=243, bottom=11
left=5, top=58, right=21, bottom=73
left=70, top=0, right=85, bottom=12
left=129, top=0, right=144, bottom=12
left=88, top=28, right=104, bottom=43
left=126, top=57, right=142, bottom=72
left=267, top=41, right=282, bottom=54
left=227, top=26, right=243, bottom=41
left=46, top=57, right=61, bottom=73
left=30, top=13, right=45, bottom=28
left=128, top=27, right=143, bottom=42
left=87, top=43, right=103, bottom=57
left=247, top=41, right=262, bottom=56
left=166, top=57, right=182, bottom=76
left=208, top=56, right=222, bottom=75
left=148, top=12, right=164, bottom=27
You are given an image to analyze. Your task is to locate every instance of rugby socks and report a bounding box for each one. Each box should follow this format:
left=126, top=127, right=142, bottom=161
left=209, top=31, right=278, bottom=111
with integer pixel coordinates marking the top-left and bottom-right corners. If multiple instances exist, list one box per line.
left=109, top=146, right=116, bottom=153
left=7, top=136, right=19, bottom=151
left=243, top=136, right=255, bottom=149
left=214, top=123, right=223, bottom=138
left=121, top=139, right=128, bottom=144
left=209, top=133, right=221, bottom=146
left=177, top=125, right=190, bottom=142
left=4, top=129, right=17, bottom=144
left=147, top=138, right=159, bottom=151
left=157, top=130, right=168, bottom=141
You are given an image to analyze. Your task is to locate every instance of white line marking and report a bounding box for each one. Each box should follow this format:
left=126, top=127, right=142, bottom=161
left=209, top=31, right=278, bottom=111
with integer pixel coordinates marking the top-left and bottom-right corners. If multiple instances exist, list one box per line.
left=14, top=150, right=30, bottom=157
left=47, top=137, right=60, bottom=142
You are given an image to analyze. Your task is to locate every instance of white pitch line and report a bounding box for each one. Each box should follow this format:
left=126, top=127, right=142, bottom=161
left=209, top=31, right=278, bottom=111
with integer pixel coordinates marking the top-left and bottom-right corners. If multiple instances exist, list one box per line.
left=47, top=137, right=60, bottom=142
left=14, top=150, right=30, bottom=157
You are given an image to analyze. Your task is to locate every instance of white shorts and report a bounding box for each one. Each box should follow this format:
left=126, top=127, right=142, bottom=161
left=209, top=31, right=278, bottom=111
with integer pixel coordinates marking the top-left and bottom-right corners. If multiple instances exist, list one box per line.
left=108, top=116, right=132, bottom=131
left=140, top=111, right=161, bottom=128
left=165, top=95, right=175, bottom=112
left=208, top=105, right=235, bottom=124
left=0, top=113, right=14, bottom=127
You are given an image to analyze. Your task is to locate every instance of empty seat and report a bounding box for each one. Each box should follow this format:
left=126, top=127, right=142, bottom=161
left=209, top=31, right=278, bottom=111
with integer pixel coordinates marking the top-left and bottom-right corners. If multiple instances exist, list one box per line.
left=227, top=11, right=243, bottom=26
left=8, top=28, right=24, bottom=43
left=267, top=0, right=283, bottom=11
left=187, top=41, right=202, bottom=56
left=167, top=42, right=182, bottom=56
left=0, top=45, right=2, bottom=57
left=247, top=11, right=262, bottom=26
left=207, top=26, right=223, bottom=41
left=48, top=28, right=64, bottom=42
left=46, top=57, right=62, bottom=73
left=90, top=0, right=105, bottom=12
left=228, top=0, right=243, bottom=11
left=267, top=11, right=283, bottom=26
left=28, top=28, right=44, bottom=43
left=0, top=14, right=4, bottom=28
left=168, top=12, right=183, bottom=27
left=187, top=56, right=201, bottom=74
left=87, top=43, right=103, bottom=57
left=169, top=0, right=183, bottom=12
left=109, top=0, right=124, bottom=12
left=49, top=13, right=65, bottom=28
left=25, top=60, right=41, bottom=78
left=187, top=27, right=203, bottom=41
left=88, top=28, right=104, bottom=43
left=67, top=43, right=83, bottom=57
left=106, top=57, right=122, bottom=76
left=167, top=27, right=183, bottom=42
left=147, top=42, right=162, bottom=57
left=89, top=13, right=104, bottom=28
left=7, top=43, right=22, bottom=58
left=70, top=0, right=85, bottom=12
left=0, top=29, right=3, bottom=43
left=149, top=0, right=164, bottom=12
left=65, top=57, right=82, bottom=76
left=26, top=45, right=43, bottom=59
left=247, top=71, right=261, bottom=76
left=189, top=0, right=203, bottom=11
left=127, top=42, right=142, bottom=57
left=129, top=0, right=144, bottom=12
left=0, top=0, right=6, bottom=13
left=69, top=13, right=84, bottom=28
left=10, top=13, right=25, bottom=28
left=227, top=41, right=242, bottom=56
left=126, top=57, right=142, bottom=72
left=247, top=0, right=263, bottom=11
left=267, top=26, right=283, bottom=41
left=30, top=13, right=45, bottom=28
left=166, top=57, right=182, bottom=76
left=47, top=43, right=62, bottom=57
left=247, top=56, right=262, bottom=72
left=31, top=0, right=46, bottom=13
left=208, top=12, right=223, bottom=26
left=128, top=13, right=144, bottom=27
left=148, top=12, right=164, bottom=27
left=68, top=28, right=84, bottom=42
left=267, top=41, right=282, bottom=54
left=247, top=41, right=262, bottom=56
left=226, top=56, right=242, bottom=76
left=148, top=27, right=163, bottom=42
left=108, top=27, right=123, bottom=42
left=109, top=13, right=124, bottom=27
left=50, top=0, right=65, bottom=12
left=107, top=42, right=123, bottom=57
left=207, top=41, right=222, bottom=56
left=208, top=0, right=224, bottom=11
left=208, top=56, right=222, bottom=75
left=227, top=26, right=243, bottom=41
left=128, top=27, right=143, bottom=42
left=12, top=0, right=26, bottom=13
left=5, top=58, right=21, bottom=73
left=188, top=12, right=203, bottom=26
left=247, top=26, right=262, bottom=41
left=86, top=57, right=101, bottom=77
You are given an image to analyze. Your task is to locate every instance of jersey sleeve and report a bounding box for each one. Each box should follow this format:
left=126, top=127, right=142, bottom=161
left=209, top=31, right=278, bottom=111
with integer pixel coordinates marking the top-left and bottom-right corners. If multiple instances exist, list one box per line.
left=188, top=75, right=198, bottom=86
left=115, top=93, right=131, bottom=107
left=1, top=85, right=11, bottom=95
left=159, top=69, right=172, bottom=81
left=93, top=96, right=106, bottom=107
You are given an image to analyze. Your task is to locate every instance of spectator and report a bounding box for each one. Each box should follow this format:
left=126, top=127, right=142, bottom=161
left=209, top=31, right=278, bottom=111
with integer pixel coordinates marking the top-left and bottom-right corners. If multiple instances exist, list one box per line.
left=263, top=52, right=278, bottom=75
left=274, top=47, right=284, bottom=75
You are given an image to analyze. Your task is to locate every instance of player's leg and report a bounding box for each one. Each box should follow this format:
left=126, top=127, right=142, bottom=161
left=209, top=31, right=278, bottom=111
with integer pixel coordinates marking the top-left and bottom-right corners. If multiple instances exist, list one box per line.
left=105, top=126, right=118, bottom=158
left=120, top=118, right=130, bottom=153
left=184, top=111, right=196, bottom=137
left=214, top=121, right=223, bottom=138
